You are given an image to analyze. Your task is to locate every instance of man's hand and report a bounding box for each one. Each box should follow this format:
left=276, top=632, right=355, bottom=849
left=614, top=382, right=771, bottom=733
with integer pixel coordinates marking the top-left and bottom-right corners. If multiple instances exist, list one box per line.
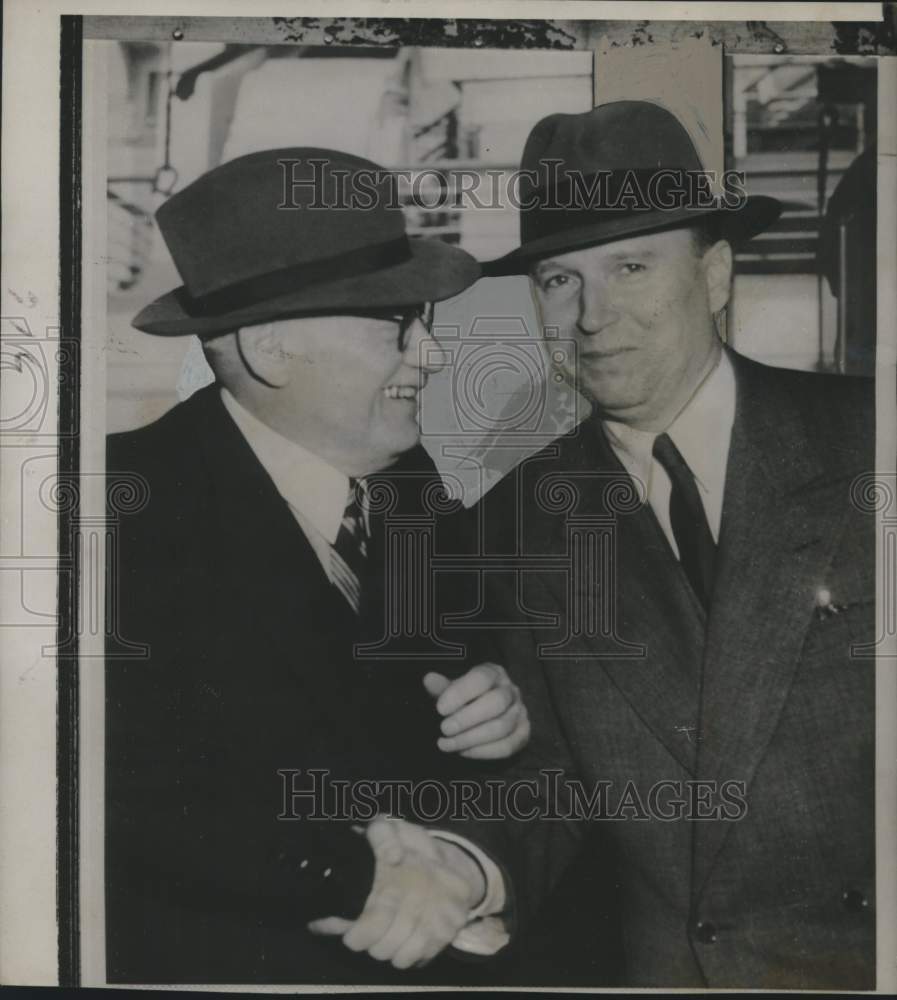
left=308, top=817, right=485, bottom=969
left=424, top=662, right=530, bottom=759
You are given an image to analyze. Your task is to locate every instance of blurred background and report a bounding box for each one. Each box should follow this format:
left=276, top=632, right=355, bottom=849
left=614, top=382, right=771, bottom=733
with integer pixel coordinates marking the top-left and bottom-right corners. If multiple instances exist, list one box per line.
left=103, top=41, right=877, bottom=500
left=726, top=54, right=877, bottom=376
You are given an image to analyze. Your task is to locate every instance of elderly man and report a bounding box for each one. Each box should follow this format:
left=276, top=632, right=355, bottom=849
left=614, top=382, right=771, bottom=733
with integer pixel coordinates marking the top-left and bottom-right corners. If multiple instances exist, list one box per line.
left=433, top=101, right=875, bottom=989
left=105, top=148, right=527, bottom=984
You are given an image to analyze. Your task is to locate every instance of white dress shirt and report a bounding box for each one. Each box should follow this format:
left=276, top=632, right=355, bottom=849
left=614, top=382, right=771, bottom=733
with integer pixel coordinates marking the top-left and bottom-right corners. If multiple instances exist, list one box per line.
left=220, top=387, right=508, bottom=952
left=221, top=387, right=358, bottom=577
left=602, top=350, right=737, bottom=554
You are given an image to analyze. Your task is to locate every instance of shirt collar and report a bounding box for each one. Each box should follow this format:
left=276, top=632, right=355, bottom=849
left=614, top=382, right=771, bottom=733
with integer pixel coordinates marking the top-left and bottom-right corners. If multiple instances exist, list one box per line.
left=220, top=386, right=349, bottom=544
left=665, top=348, right=736, bottom=492
left=601, top=349, right=736, bottom=494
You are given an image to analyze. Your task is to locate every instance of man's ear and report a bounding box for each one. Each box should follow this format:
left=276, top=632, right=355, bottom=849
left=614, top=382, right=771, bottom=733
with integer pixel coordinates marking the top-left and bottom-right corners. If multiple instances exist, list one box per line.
left=236, top=322, right=292, bottom=389
left=703, top=239, right=733, bottom=315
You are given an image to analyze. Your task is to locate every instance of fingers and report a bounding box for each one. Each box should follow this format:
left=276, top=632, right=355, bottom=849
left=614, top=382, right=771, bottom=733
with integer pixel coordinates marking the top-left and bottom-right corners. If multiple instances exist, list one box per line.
left=366, top=905, right=418, bottom=963
left=365, top=815, right=406, bottom=866
left=392, top=928, right=438, bottom=970
left=388, top=817, right=442, bottom=858
left=422, top=671, right=450, bottom=699
left=434, top=662, right=503, bottom=718
left=334, top=819, right=477, bottom=968
left=434, top=663, right=529, bottom=759
left=342, top=885, right=405, bottom=954
left=370, top=815, right=442, bottom=860
left=441, top=685, right=514, bottom=738
left=457, top=712, right=532, bottom=760
left=438, top=705, right=531, bottom=759
left=307, top=916, right=353, bottom=936
left=346, top=887, right=468, bottom=968
left=438, top=707, right=516, bottom=750
left=391, top=909, right=463, bottom=969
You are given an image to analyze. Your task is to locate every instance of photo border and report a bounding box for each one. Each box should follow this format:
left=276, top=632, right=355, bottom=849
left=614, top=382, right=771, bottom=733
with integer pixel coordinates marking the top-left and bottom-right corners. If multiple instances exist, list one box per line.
left=10, top=2, right=895, bottom=991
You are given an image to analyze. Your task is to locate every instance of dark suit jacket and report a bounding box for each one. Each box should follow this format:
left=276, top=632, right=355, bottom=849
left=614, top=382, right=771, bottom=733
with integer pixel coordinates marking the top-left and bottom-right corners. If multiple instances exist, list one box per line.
left=105, top=384, right=477, bottom=984
left=465, top=350, right=876, bottom=989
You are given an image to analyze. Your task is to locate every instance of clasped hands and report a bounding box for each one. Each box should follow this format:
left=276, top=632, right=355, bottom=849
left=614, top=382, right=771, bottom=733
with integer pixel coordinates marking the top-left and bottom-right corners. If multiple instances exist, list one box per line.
left=308, top=662, right=524, bottom=967
left=309, top=816, right=486, bottom=968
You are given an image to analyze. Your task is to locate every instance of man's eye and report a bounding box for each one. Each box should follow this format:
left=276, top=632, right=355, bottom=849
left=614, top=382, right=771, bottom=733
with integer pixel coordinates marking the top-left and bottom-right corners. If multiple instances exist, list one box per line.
left=543, top=274, right=571, bottom=290
left=620, top=262, right=646, bottom=275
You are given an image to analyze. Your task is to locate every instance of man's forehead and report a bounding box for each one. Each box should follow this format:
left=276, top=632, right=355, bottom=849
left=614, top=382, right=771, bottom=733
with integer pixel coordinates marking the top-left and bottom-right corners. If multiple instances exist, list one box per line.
left=530, top=228, right=692, bottom=275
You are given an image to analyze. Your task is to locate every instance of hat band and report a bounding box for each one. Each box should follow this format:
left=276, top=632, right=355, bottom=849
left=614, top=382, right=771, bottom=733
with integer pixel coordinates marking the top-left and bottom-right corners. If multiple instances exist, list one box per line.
left=521, top=167, right=719, bottom=242
left=523, top=203, right=719, bottom=246
left=177, top=235, right=412, bottom=318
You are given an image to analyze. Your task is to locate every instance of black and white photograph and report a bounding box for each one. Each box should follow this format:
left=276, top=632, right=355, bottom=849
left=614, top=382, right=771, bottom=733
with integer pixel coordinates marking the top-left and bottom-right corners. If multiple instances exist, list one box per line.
left=1, top=2, right=896, bottom=994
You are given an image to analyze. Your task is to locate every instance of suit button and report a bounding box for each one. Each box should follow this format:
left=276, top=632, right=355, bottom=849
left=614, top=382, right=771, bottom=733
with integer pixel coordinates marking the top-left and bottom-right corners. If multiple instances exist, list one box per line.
left=694, top=920, right=717, bottom=944
left=842, top=889, right=869, bottom=912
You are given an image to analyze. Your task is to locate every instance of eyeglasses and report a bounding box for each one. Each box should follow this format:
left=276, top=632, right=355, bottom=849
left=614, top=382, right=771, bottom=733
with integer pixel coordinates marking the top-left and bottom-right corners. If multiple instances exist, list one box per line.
left=346, top=302, right=435, bottom=349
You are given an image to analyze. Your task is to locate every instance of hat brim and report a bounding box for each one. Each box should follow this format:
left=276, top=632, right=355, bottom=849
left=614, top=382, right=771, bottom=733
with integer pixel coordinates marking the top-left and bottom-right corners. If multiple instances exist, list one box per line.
left=133, top=238, right=480, bottom=337
left=482, top=196, right=782, bottom=277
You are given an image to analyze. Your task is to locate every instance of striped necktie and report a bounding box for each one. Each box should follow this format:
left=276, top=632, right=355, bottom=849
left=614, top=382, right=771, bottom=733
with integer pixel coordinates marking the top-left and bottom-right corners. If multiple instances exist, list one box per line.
left=331, top=478, right=369, bottom=613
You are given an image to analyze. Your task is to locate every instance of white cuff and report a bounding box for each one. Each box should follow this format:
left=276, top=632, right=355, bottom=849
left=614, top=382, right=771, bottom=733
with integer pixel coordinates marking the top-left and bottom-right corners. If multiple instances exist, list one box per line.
left=428, top=830, right=510, bottom=956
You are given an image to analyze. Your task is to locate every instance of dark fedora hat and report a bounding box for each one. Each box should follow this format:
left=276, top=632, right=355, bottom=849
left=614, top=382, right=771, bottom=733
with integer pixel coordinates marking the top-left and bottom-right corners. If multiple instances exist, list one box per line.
left=133, top=147, right=480, bottom=337
left=484, top=100, right=782, bottom=276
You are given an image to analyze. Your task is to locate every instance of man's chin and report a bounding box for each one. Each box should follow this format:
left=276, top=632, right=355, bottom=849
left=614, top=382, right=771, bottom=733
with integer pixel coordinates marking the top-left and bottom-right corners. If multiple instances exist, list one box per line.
left=370, top=432, right=423, bottom=472
left=588, top=395, right=661, bottom=429
left=579, top=382, right=644, bottom=417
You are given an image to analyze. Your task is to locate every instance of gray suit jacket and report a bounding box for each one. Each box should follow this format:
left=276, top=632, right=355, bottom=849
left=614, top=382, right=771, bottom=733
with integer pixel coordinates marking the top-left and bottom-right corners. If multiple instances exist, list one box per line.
left=465, top=350, right=875, bottom=988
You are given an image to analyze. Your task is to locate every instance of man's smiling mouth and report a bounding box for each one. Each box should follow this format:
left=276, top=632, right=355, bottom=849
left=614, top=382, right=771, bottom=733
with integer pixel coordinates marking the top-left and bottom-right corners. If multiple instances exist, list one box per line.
left=383, top=385, right=421, bottom=400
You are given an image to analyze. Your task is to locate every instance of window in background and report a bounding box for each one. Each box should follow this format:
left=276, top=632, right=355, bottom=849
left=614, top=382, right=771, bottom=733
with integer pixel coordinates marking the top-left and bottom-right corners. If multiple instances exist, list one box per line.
left=726, top=55, right=877, bottom=374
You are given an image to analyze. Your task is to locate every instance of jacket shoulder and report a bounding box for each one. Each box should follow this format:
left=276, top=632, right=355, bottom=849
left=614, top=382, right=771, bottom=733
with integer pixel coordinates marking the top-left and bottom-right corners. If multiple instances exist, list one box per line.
left=107, top=386, right=222, bottom=484
left=109, top=392, right=201, bottom=464
left=732, top=353, right=874, bottom=470
left=738, top=353, right=872, bottom=407
left=106, top=390, right=221, bottom=539
left=467, top=424, right=599, bottom=553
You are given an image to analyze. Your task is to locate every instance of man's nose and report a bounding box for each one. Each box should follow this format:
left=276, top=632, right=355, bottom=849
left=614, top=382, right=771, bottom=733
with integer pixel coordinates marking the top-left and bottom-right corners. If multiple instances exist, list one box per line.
left=578, top=278, right=619, bottom=335
left=404, top=318, right=448, bottom=374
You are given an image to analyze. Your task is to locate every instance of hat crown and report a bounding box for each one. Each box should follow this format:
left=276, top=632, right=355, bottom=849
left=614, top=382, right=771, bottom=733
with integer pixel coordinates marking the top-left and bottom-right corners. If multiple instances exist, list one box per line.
left=483, top=100, right=782, bottom=276
left=133, top=147, right=481, bottom=336
left=519, top=100, right=705, bottom=203
left=155, top=148, right=407, bottom=299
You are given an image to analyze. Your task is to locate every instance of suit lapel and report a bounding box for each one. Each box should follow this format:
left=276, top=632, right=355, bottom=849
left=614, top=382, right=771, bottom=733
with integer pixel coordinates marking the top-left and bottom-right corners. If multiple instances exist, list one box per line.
left=692, top=352, right=852, bottom=895
left=536, top=419, right=706, bottom=775
left=189, top=385, right=357, bottom=644
left=192, top=390, right=451, bottom=678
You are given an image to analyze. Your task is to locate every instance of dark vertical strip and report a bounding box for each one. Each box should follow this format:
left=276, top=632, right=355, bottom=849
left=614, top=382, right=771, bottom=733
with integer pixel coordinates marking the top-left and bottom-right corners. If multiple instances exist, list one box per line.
left=58, top=13, right=83, bottom=988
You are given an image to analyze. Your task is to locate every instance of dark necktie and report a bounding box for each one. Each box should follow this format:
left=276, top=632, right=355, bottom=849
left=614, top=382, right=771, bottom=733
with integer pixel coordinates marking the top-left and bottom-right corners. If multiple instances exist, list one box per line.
left=331, top=478, right=368, bottom=614
left=652, top=433, right=716, bottom=610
